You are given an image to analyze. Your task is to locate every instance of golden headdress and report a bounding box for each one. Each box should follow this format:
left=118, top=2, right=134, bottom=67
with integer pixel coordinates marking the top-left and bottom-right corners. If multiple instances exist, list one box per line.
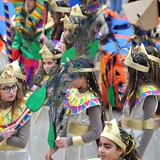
left=50, top=0, right=70, bottom=13
left=124, top=46, right=149, bottom=72
left=39, top=44, right=62, bottom=59
left=61, top=14, right=76, bottom=29
left=70, top=4, right=86, bottom=19
left=9, top=60, right=26, bottom=80
left=0, top=66, right=17, bottom=84
left=136, top=43, right=160, bottom=65
left=101, top=119, right=126, bottom=150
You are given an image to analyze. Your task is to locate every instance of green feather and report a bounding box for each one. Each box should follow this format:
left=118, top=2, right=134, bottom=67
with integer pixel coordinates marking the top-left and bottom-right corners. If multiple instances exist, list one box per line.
left=60, top=47, right=76, bottom=65
left=87, top=40, right=100, bottom=59
left=107, top=85, right=116, bottom=107
left=48, top=123, right=56, bottom=148
left=31, top=42, right=42, bottom=60
left=26, top=86, right=46, bottom=112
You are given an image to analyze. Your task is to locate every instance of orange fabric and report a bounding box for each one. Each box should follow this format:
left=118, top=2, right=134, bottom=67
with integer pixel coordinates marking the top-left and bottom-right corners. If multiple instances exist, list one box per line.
left=100, top=53, right=126, bottom=109
left=0, top=39, right=4, bottom=53
left=104, top=9, right=120, bottom=19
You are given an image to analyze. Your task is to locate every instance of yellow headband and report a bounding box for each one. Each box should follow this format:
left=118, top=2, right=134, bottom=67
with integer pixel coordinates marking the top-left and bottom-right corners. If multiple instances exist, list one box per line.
left=39, top=44, right=62, bottom=59
left=0, top=66, right=17, bottom=84
left=101, top=119, right=126, bottom=150
left=124, top=47, right=149, bottom=72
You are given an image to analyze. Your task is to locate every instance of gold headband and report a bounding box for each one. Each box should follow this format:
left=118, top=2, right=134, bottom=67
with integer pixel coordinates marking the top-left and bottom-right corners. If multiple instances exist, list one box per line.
left=50, top=0, right=70, bottom=13
left=136, top=44, right=160, bottom=65
left=61, top=14, right=77, bottom=29
left=124, top=47, right=149, bottom=72
left=0, top=66, right=17, bottom=84
left=101, top=119, right=126, bottom=150
left=70, top=4, right=86, bottom=19
left=9, top=60, right=26, bottom=80
left=39, top=44, right=62, bottom=59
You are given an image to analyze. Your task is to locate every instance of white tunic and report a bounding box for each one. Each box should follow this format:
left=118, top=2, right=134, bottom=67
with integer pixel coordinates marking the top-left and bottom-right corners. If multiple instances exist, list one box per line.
left=122, top=96, right=160, bottom=160
left=63, top=110, right=98, bottom=160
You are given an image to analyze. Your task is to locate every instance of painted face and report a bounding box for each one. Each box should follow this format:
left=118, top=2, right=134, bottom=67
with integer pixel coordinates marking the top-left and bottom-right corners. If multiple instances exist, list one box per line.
left=0, top=83, right=18, bottom=102
left=70, top=75, right=87, bottom=89
left=98, top=137, right=124, bottom=160
left=64, top=28, right=74, bottom=43
left=25, top=0, right=36, bottom=12
left=43, top=59, right=56, bottom=74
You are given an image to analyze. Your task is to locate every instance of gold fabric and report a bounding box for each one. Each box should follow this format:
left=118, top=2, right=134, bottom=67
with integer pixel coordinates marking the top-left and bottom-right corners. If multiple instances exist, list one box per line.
left=0, top=140, right=22, bottom=151
left=72, top=136, right=84, bottom=145
left=122, top=116, right=156, bottom=131
left=67, top=122, right=91, bottom=136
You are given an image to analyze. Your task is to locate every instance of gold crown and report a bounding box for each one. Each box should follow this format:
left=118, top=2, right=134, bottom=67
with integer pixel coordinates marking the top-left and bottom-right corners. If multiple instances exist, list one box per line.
left=61, top=14, right=77, bottom=29
left=9, top=60, right=26, bottom=80
left=0, top=66, right=17, bottom=84
left=136, top=44, right=160, bottom=65
left=70, top=4, right=86, bottom=19
left=50, top=0, right=70, bottom=13
left=101, top=119, right=126, bottom=150
left=124, top=46, right=149, bottom=72
left=39, top=44, right=62, bottom=59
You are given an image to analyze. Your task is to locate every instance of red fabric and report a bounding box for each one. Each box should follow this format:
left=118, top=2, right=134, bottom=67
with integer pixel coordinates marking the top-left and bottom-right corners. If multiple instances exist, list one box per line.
left=12, top=49, right=21, bottom=60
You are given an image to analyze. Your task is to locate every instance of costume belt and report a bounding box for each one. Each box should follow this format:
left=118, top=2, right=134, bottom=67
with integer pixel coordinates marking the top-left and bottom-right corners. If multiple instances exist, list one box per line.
left=67, top=122, right=91, bottom=136
left=122, top=115, right=157, bottom=131
left=0, top=140, right=22, bottom=151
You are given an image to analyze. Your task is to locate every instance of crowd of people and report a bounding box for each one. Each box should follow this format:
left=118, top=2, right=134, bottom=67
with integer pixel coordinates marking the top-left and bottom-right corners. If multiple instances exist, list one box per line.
left=0, top=0, right=160, bottom=160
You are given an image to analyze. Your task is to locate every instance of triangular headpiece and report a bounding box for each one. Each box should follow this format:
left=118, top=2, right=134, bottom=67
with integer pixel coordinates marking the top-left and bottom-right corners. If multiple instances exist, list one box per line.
left=0, top=66, right=17, bottom=84
left=123, top=0, right=158, bottom=30
left=50, top=0, right=70, bottom=13
left=39, top=44, right=62, bottom=59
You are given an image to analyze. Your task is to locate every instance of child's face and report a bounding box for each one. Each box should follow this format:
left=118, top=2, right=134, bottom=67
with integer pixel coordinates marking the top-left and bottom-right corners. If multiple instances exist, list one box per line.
left=43, top=59, right=56, bottom=74
left=64, top=28, right=74, bottom=43
left=25, top=0, right=36, bottom=12
left=70, top=76, right=87, bottom=89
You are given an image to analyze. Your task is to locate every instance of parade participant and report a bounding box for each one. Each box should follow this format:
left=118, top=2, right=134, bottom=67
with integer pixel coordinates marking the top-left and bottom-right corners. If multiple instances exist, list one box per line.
left=30, top=43, right=63, bottom=160
left=85, top=119, right=139, bottom=160
left=40, top=0, right=70, bottom=50
left=46, top=56, right=104, bottom=160
left=31, top=42, right=62, bottom=91
left=121, top=48, right=160, bottom=160
left=0, top=65, right=31, bottom=160
left=11, top=0, right=53, bottom=85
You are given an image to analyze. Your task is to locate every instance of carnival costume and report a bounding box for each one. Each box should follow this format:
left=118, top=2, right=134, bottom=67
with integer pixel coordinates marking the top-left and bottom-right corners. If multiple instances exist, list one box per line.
left=121, top=46, right=160, bottom=160
left=29, top=44, right=65, bottom=160
left=0, top=66, right=32, bottom=160
left=11, top=0, right=53, bottom=84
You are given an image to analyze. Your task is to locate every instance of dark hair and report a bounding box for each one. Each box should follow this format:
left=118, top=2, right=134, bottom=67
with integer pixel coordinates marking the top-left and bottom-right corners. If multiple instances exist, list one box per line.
left=50, top=1, right=69, bottom=40
left=121, top=52, right=155, bottom=112
left=31, top=42, right=60, bottom=87
left=145, top=46, right=160, bottom=86
left=117, top=128, right=140, bottom=160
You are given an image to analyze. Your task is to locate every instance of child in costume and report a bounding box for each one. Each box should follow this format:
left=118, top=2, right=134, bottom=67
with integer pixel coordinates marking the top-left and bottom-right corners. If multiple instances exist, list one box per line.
left=85, top=119, right=139, bottom=160
left=121, top=47, right=160, bottom=160
left=11, top=0, right=53, bottom=85
left=40, top=0, right=70, bottom=51
left=0, top=65, right=32, bottom=160
left=46, top=56, right=104, bottom=160
left=29, top=43, right=63, bottom=160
